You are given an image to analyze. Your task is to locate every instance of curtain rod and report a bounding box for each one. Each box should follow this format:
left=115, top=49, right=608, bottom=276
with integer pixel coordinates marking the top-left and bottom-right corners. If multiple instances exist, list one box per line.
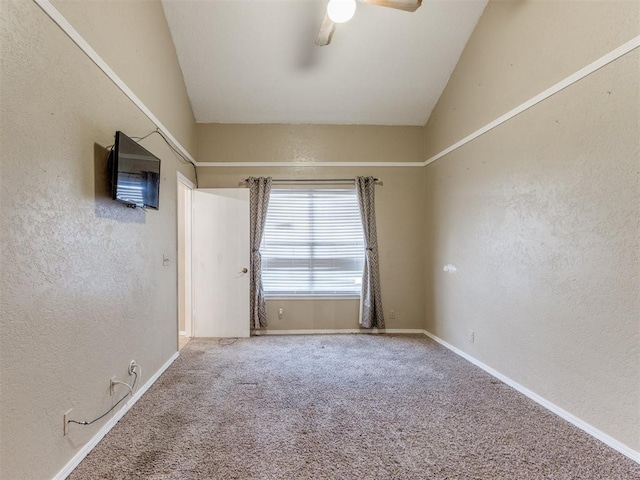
left=242, top=178, right=382, bottom=185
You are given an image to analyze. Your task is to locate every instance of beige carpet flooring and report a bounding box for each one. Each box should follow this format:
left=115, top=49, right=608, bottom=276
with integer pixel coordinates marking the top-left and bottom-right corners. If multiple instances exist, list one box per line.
left=68, top=335, right=639, bottom=479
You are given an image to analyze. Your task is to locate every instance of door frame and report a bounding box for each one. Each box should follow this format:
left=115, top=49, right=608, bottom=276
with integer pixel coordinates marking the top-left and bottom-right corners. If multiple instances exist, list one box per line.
left=177, top=172, right=195, bottom=339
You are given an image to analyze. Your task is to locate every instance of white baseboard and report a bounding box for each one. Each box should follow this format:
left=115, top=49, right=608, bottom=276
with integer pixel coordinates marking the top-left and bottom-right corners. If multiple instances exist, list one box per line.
left=54, top=352, right=180, bottom=480
left=422, top=330, right=640, bottom=464
left=53, top=330, right=639, bottom=478
left=251, top=328, right=426, bottom=335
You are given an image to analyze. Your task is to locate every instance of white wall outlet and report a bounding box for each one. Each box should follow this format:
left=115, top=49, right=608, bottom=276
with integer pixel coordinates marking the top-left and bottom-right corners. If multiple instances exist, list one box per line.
left=109, top=376, right=117, bottom=396
left=389, top=310, right=396, bottom=320
left=63, top=409, right=72, bottom=436
left=278, top=308, right=284, bottom=319
left=128, top=360, right=137, bottom=375
left=468, top=329, right=475, bottom=343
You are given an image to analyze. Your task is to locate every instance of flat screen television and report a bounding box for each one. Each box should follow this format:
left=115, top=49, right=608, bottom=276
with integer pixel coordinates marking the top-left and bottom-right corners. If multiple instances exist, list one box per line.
left=110, top=131, right=161, bottom=209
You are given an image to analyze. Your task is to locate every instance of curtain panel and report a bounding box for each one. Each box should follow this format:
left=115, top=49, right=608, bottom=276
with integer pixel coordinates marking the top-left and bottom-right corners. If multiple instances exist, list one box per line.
left=248, top=176, right=272, bottom=329
left=355, top=176, right=385, bottom=329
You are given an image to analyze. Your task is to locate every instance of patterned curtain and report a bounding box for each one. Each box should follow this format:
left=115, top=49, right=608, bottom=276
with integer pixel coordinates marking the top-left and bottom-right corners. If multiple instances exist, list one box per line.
left=355, top=177, right=385, bottom=329
left=248, top=177, right=272, bottom=329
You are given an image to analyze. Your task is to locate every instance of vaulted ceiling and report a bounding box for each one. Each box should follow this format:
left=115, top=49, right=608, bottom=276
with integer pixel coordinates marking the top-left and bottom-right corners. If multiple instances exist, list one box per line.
left=162, top=0, right=487, bottom=125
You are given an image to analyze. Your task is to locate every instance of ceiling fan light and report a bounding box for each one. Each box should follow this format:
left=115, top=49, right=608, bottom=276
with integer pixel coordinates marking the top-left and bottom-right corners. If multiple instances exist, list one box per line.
left=327, top=0, right=357, bottom=23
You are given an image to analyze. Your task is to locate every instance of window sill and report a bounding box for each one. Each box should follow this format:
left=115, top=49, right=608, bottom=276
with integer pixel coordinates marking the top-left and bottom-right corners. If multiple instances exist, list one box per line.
left=265, top=296, right=360, bottom=301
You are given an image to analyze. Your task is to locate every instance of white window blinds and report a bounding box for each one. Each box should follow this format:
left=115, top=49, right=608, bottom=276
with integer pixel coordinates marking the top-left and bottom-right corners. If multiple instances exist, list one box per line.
left=261, top=188, right=365, bottom=297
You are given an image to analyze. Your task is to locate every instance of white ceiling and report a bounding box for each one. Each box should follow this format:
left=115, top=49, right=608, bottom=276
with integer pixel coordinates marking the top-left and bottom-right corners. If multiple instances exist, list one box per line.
left=162, top=0, right=487, bottom=126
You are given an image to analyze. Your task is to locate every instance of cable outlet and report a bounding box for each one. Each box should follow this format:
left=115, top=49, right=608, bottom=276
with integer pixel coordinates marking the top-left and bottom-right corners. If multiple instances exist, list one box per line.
left=128, top=360, right=136, bottom=375
left=63, top=409, right=72, bottom=436
left=468, top=329, right=475, bottom=343
left=389, top=310, right=396, bottom=320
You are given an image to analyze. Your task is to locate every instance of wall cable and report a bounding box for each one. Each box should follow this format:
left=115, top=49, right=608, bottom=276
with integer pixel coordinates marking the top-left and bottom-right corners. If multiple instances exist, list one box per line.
left=106, top=129, right=198, bottom=187
left=67, top=364, right=141, bottom=428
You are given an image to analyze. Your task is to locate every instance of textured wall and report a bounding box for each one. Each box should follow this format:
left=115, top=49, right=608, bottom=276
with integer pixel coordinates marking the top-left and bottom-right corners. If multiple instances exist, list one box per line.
left=197, top=123, right=424, bottom=163
left=51, top=0, right=197, bottom=155
left=197, top=124, right=425, bottom=330
left=422, top=1, right=640, bottom=453
left=423, top=0, right=640, bottom=158
left=0, top=1, right=196, bottom=478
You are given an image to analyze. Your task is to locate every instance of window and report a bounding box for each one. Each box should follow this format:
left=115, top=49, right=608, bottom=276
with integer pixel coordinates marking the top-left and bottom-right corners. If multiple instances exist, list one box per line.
left=261, top=188, right=364, bottom=297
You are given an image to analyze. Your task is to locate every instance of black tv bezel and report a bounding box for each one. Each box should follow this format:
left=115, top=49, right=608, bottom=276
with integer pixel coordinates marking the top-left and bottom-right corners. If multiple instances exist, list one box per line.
left=110, top=131, right=161, bottom=210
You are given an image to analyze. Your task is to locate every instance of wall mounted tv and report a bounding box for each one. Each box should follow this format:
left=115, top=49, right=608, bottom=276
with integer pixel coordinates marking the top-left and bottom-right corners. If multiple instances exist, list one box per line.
left=110, top=131, right=161, bottom=209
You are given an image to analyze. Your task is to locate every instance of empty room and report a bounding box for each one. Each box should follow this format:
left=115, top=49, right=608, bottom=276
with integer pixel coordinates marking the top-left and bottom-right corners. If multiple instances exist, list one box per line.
left=1, top=0, right=638, bottom=479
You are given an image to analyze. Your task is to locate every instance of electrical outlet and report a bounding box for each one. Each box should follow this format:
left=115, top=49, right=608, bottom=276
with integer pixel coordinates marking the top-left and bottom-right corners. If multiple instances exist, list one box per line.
left=63, top=409, right=72, bottom=436
left=278, top=308, right=284, bottom=319
left=389, top=310, right=396, bottom=320
left=468, top=330, right=475, bottom=343
left=128, top=360, right=136, bottom=375
left=110, top=376, right=117, bottom=396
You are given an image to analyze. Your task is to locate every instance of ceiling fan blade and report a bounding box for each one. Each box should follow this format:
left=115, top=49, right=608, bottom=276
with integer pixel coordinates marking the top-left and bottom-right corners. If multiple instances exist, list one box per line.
left=315, top=14, right=335, bottom=46
left=363, top=0, right=422, bottom=12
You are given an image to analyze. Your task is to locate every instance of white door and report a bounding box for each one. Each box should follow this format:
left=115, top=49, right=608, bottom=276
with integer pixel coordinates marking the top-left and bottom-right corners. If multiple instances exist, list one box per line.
left=192, top=188, right=250, bottom=338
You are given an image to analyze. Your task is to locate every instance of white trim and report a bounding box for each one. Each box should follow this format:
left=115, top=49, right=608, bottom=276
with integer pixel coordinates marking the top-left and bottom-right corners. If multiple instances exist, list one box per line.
left=32, top=0, right=197, bottom=167
left=177, top=171, right=196, bottom=190
left=32, top=0, right=638, bottom=466
left=30, top=0, right=638, bottom=172
left=53, top=352, right=180, bottom=480
left=266, top=296, right=360, bottom=301
left=424, top=35, right=640, bottom=166
left=423, top=330, right=640, bottom=464
left=177, top=173, right=195, bottom=338
left=255, top=327, right=640, bottom=461
left=251, top=328, right=427, bottom=335
left=196, top=161, right=424, bottom=168
left=51, top=329, right=639, bottom=478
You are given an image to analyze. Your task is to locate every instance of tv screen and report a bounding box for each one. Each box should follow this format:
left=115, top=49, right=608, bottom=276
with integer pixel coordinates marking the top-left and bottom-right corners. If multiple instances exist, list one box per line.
left=110, top=131, right=161, bottom=209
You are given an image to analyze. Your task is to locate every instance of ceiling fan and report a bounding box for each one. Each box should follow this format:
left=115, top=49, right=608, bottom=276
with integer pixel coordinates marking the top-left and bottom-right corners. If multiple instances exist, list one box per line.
left=315, top=0, right=422, bottom=46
